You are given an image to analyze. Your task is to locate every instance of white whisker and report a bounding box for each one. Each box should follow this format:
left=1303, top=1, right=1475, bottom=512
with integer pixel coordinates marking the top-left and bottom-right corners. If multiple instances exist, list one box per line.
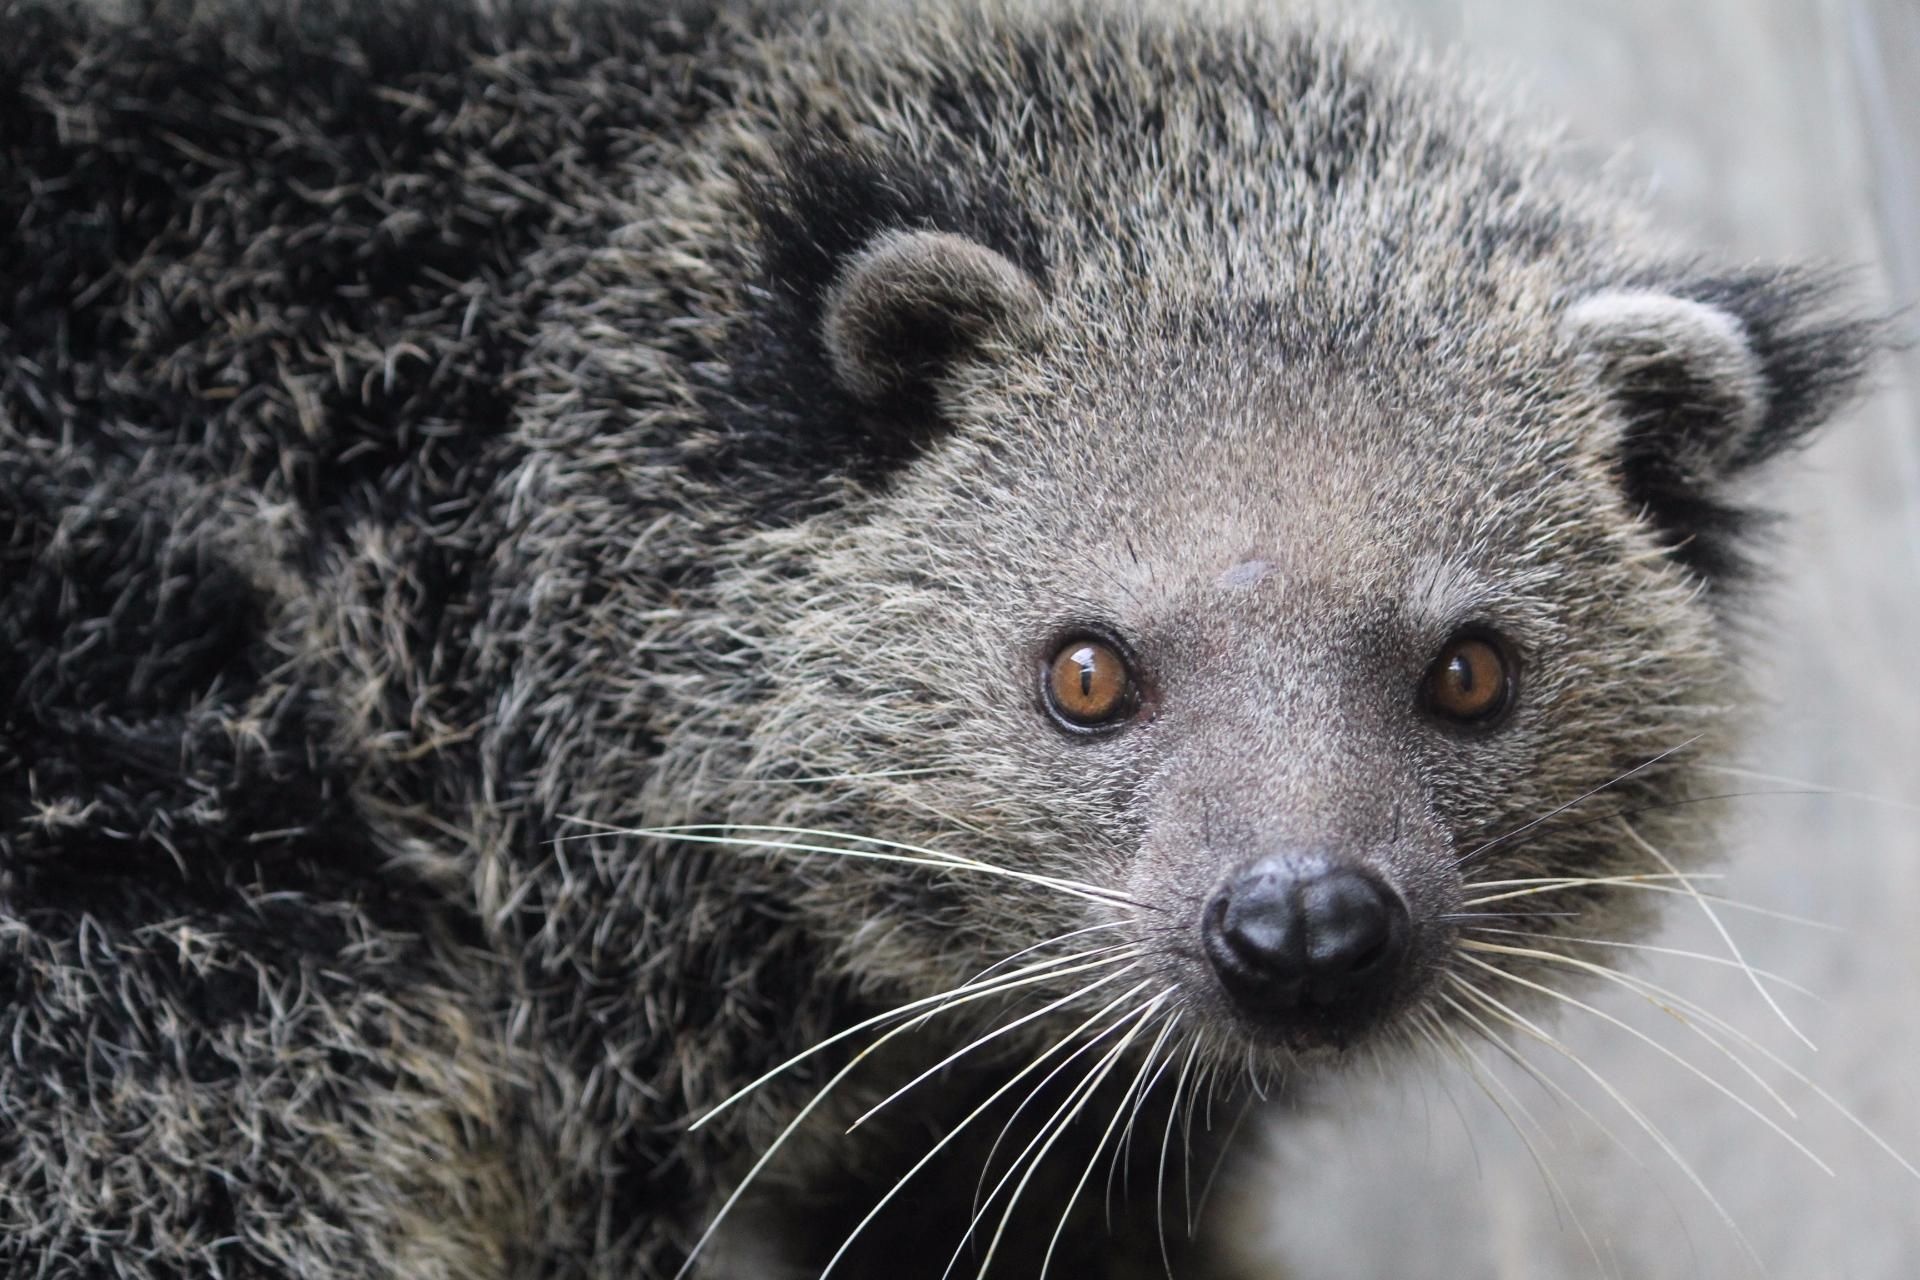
left=1448, top=975, right=1762, bottom=1270
left=1155, top=1033, right=1203, bottom=1279
left=1466, top=871, right=1722, bottom=893
left=1619, top=818, right=1813, bottom=1049
left=817, top=972, right=1152, bottom=1280
left=991, top=997, right=1167, bottom=1280
left=1436, top=990, right=1636, bottom=1161
left=1455, top=737, right=1702, bottom=867
left=567, top=821, right=1147, bottom=910
left=963, top=978, right=1160, bottom=1240
left=1105, top=1011, right=1183, bottom=1228
left=961, top=994, right=1165, bottom=1280
left=1419, top=1012, right=1612, bottom=1277
left=1041, top=1004, right=1181, bottom=1277
left=1462, top=876, right=1838, bottom=929
left=672, top=984, right=987, bottom=1279
left=1701, top=764, right=1920, bottom=814
left=960, top=920, right=1137, bottom=991
left=1191, top=1092, right=1256, bottom=1238
left=1461, top=939, right=1800, bottom=1121
left=1459, top=952, right=1833, bottom=1175
left=849, top=961, right=1143, bottom=1132
left=1474, top=940, right=1920, bottom=1184
left=690, top=943, right=1141, bottom=1132
left=1464, top=927, right=1819, bottom=999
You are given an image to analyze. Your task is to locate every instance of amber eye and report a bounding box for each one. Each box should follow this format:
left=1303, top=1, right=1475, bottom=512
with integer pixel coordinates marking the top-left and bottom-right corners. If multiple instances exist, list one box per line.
left=1043, top=638, right=1138, bottom=730
left=1423, top=630, right=1517, bottom=727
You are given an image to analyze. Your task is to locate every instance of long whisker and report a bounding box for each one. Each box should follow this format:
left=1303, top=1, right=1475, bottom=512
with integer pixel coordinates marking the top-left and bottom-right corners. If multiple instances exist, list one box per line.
left=1464, top=927, right=1819, bottom=999
left=816, top=971, right=1152, bottom=1280
left=1469, top=786, right=1858, bottom=863
left=1448, top=975, right=1761, bottom=1270
left=1468, top=938, right=1920, bottom=1183
left=960, top=920, right=1138, bottom=992
left=1156, top=1033, right=1204, bottom=1279
left=1438, top=910, right=1583, bottom=923
left=849, top=961, right=1144, bottom=1132
left=672, top=976, right=1017, bottom=1280
left=1465, top=872, right=1721, bottom=893
left=1619, top=818, right=1812, bottom=1048
left=1459, top=952, right=1833, bottom=1174
left=963, top=979, right=1160, bottom=1239
left=1042, top=1005, right=1182, bottom=1278
left=1407, top=1010, right=1496, bottom=1182
left=964, top=994, right=1167, bottom=1280
left=1461, top=939, right=1801, bottom=1121
left=1416, top=1008, right=1547, bottom=1147
left=1700, top=763, right=1920, bottom=814
left=1191, top=1092, right=1256, bottom=1238
left=1105, top=1013, right=1184, bottom=1228
left=570, top=821, right=1151, bottom=910
left=1436, top=990, right=1637, bottom=1162
left=1418, top=1011, right=1611, bottom=1277
left=690, top=943, right=1142, bottom=1132
left=1455, top=736, right=1702, bottom=867
left=1185, top=1057, right=1225, bottom=1236
left=992, top=997, right=1169, bottom=1280
left=1462, top=877, right=1839, bottom=929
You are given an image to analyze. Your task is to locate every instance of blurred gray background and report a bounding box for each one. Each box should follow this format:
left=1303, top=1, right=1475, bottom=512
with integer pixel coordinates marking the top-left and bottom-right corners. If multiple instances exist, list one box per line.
left=1225, top=1, right=1920, bottom=1276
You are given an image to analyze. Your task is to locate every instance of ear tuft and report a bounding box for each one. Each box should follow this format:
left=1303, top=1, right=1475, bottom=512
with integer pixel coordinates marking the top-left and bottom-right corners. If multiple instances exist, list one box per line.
left=724, top=142, right=1049, bottom=489
left=1564, top=290, right=1768, bottom=470
left=821, top=228, right=1044, bottom=405
left=1564, top=271, right=1879, bottom=582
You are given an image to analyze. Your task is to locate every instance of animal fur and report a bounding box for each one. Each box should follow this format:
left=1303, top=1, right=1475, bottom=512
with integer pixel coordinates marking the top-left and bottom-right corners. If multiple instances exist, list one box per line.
left=0, top=0, right=1876, bottom=1276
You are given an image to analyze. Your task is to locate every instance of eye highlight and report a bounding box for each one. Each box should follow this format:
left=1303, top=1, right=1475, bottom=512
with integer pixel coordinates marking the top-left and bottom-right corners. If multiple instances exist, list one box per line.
left=1422, top=629, right=1518, bottom=727
left=1043, top=637, right=1138, bottom=731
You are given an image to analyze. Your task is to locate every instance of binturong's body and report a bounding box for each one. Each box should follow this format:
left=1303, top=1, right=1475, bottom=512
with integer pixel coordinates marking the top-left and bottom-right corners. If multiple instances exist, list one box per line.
left=0, top=1, right=1878, bottom=1277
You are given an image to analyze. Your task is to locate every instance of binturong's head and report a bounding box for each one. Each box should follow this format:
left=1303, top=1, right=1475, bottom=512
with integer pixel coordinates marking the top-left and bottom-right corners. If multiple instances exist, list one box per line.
left=666, top=6, right=1881, bottom=1082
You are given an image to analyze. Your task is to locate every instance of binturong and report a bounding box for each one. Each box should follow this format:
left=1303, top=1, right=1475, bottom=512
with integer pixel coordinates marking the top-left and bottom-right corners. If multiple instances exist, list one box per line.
left=0, top=0, right=1886, bottom=1277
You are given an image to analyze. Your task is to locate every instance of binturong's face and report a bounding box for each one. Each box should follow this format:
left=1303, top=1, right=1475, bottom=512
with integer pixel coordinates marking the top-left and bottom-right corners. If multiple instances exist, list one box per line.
left=725, top=215, right=1872, bottom=1081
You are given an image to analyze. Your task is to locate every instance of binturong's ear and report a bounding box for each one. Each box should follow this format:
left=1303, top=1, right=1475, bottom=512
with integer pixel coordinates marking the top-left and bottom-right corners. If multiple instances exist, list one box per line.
left=820, top=228, right=1045, bottom=406
left=1563, top=273, right=1880, bottom=582
left=737, top=144, right=1050, bottom=486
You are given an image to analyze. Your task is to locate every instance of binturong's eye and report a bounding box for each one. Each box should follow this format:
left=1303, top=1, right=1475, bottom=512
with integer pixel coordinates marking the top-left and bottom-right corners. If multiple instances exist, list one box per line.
left=1043, top=637, right=1139, bottom=732
left=1422, top=629, right=1519, bottom=728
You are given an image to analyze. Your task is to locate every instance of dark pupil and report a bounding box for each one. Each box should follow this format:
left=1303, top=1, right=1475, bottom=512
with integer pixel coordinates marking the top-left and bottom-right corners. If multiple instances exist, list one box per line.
left=1074, top=648, right=1098, bottom=699
left=1449, top=652, right=1476, bottom=696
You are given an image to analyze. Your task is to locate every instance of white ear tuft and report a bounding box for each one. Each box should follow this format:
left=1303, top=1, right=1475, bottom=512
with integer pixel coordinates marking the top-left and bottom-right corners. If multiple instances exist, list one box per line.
left=1562, top=289, right=1767, bottom=468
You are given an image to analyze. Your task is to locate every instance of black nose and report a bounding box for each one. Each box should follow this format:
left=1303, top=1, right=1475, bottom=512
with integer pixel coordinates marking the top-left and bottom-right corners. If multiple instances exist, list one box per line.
left=1202, top=857, right=1410, bottom=1023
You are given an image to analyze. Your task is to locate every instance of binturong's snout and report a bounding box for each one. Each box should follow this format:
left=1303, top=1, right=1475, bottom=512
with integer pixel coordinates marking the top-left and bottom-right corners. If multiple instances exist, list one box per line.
left=1202, top=854, right=1413, bottom=1041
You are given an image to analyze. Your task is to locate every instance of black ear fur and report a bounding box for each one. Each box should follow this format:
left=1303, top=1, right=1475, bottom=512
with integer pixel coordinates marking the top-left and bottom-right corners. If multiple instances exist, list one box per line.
left=727, top=142, right=1049, bottom=483
left=1565, top=269, right=1879, bottom=582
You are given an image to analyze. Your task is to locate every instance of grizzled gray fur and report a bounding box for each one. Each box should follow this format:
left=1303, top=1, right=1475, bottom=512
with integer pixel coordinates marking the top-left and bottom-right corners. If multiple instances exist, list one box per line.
left=0, top=0, right=1876, bottom=1276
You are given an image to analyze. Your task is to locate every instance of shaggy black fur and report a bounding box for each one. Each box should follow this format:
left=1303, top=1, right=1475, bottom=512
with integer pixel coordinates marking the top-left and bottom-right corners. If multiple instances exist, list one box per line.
left=1, top=3, right=757, bottom=1275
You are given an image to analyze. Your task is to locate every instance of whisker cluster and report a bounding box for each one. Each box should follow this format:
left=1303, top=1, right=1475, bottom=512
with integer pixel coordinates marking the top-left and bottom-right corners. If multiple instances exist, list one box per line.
left=1435, top=743, right=1919, bottom=1271
left=655, top=739, right=1916, bottom=1278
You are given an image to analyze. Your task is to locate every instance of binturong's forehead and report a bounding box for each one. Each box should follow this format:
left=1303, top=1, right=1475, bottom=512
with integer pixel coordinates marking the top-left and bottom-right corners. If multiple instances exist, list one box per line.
left=916, top=319, right=1611, bottom=645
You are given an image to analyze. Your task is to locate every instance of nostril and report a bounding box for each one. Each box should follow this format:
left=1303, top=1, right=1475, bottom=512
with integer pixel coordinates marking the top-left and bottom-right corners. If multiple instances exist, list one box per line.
left=1209, top=868, right=1299, bottom=976
left=1299, top=867, right=1402, bottom=979
left=1338, top=932, right=1387, bottom=975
